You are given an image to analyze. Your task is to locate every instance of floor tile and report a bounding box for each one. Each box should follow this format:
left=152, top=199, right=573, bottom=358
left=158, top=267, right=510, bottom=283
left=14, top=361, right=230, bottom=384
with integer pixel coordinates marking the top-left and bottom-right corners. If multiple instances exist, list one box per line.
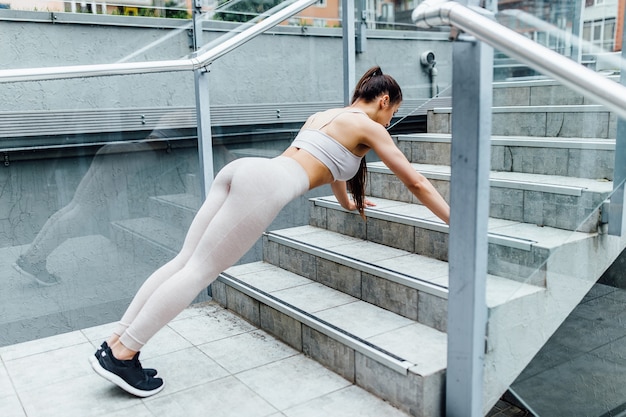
left=233, top=266, right=312, bottom=293
left=5, top=342, right=94, bottom=392
left=0, top=393, right=26, bottom=417
left=512, top=351, right=626, bottom=417
left=269, top=282, right=356, bottom=313
left=197, top=329, right=298, bottom=374
left=236, top=354, right=352, bottom=411
left=0, top=360, right=16, bottom=399
left=146, top=346, right=230, bottom=395
left=19, top=373, right=139, bottom=417
left=0, top=330, right=88, bottom=362
left=367, top=322, right=447, bottom=375
left=137, top=325, right=195, bottom=360
left=101, top=403, right=156, bottom=417
left=144, top=375, right=277, bottom=417
left=167, top=307, right=257, bottom=346
left=283, top=385, right=409, bottom=417
left=315, top=301, right=414, bottom=339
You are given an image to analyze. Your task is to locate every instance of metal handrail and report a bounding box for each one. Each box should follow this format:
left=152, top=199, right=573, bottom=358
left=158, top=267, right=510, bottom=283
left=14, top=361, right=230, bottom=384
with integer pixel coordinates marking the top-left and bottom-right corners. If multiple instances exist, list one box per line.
left=412, top=0, right=626, bottom=121
left=0, top=0, right=318, bottom=84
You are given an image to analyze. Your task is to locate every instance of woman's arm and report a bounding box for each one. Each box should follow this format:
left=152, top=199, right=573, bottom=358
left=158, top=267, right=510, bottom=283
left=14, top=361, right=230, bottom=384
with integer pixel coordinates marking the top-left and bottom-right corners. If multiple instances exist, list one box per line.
left=331, top=181, right=376, bottom=211
left=367, top=129, right=450, bottom=224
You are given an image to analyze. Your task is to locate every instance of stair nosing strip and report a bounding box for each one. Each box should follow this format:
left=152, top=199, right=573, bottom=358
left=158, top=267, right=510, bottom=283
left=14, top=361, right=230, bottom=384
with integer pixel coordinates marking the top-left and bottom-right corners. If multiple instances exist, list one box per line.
left=265, top=231, right=449, bottom=298
left=368, top=164, right=592, bottom=196
left=313, top=198, right=536, bottom=251
left=218, top=271, right=415, bottom=375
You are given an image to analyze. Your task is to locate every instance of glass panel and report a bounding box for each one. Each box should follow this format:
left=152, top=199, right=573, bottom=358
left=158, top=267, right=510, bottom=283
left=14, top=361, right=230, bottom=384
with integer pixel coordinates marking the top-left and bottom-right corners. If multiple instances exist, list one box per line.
left=0, top=0, right=455, bottom=348
left=482, top=0, right=626, bottom=414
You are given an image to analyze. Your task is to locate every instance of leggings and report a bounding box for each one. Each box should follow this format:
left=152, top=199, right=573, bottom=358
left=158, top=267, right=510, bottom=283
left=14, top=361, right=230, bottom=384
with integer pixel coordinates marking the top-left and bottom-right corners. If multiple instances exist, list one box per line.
left=114, top=156, right=310, bottom=351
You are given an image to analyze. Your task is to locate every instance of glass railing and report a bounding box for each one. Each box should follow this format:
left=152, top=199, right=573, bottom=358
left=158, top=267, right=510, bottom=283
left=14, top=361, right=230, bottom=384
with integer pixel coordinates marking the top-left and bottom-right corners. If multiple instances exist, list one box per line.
left=484, top=1, right=626, bottom=415
left=0, top=0, right=450, bottom=347
left=1, top=0, right=625, bottom=415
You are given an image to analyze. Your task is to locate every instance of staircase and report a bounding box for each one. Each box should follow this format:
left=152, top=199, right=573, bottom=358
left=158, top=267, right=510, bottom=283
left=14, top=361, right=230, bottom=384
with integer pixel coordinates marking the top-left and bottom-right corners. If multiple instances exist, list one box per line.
left=111, top=77, right=626, bottom=416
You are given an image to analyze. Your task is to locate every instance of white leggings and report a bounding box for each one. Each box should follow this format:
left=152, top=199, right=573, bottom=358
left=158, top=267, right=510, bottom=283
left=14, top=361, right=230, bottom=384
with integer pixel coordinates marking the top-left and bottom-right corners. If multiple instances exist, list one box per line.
left=114, top=156, right=310, bottom=351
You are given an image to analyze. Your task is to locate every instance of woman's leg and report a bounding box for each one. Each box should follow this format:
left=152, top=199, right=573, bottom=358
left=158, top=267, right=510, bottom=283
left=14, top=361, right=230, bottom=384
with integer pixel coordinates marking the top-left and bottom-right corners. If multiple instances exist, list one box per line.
left=117, top=157, right=309, bottom=352
left=110, top=158, right=248, bottom=340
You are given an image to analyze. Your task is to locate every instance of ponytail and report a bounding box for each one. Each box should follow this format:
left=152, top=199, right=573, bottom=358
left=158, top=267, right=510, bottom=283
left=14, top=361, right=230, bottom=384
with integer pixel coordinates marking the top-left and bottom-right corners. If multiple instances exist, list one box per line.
left=348, top=66, right=402, bottom=219
left=347, top=158, right=368, bottom=220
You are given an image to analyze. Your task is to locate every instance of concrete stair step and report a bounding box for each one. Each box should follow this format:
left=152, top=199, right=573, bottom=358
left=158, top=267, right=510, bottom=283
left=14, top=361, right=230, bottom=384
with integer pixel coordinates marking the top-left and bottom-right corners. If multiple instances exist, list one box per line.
left=492, top=76, right=620, bottom=107
left=428, top=104, right=617, bottom=138
left=148, top=192, right=201, bottom=230
left=261, top=225, right=542, bottom=332
left=110, top=216, right=185, bottom=267
left=310, top=195, right=596, bottom=286
left=366, top=161, right=612, bottom=233
left=396, top=133, right=615, bottom=180
left=213, top=261, right=447, bottom=417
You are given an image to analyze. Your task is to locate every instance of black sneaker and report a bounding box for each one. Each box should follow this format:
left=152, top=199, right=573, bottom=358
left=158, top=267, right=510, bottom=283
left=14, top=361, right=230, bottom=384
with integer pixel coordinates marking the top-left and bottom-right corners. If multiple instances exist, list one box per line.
left=91, top=346, right=164, bottom=397
left=90, top=342, right=158, bottom=377
left=13, top=256, right=60, bottom=286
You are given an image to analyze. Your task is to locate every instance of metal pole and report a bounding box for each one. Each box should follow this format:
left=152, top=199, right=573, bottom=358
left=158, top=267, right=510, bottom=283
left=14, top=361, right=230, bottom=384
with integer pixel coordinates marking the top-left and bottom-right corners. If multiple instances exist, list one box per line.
left=192, top=1, right=215, bottom=198
left=609, top=7, right=626, bottom=237
left=446, top=34, right=492, bottom=417
left=342, top=0, right=356, bottom=105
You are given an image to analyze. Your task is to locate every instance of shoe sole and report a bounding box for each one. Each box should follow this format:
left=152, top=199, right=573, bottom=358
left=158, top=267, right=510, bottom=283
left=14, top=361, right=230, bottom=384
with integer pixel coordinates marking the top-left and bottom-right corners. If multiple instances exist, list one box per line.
left=90, top=357, right=164, bottom=398
left=12, top=262, right=60, bottom=286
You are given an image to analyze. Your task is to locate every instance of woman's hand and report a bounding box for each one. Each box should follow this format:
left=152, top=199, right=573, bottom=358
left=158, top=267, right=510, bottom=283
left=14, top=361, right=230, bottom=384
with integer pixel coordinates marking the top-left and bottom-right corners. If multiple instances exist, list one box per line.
left=344, top=198, right=376, bottom=211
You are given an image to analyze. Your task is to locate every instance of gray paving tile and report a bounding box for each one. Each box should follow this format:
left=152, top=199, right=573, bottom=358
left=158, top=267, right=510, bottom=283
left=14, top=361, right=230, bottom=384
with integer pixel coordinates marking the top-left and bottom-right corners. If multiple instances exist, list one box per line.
left=0, top=360, right=15, bottom=399
left=283, top=385, right=409, bottom=417
left=19, top=373, right=139, bottom=417
left=269, top=282, right=357, bottom=313
left=236, top=355, right=352, bottom=410
left=5, top=342, right=94, bottom=392
left=315, top=301, right=415, bottom=339
left=136, top=325, right=195, bottom=360
left=0, top=330, right=88, bottom=362
left=144, top=376, right=277, bottom=417
left=512, top=352, right=626, bottom=417
left=230, top=265, right=311, bottom=293
left=368, top=323, right=447, bottom=375
left=197, top=329, right=298, bottom=374
left=0, top=393, right=26, bottom=417
left=147, top=346, right=230, bottom=395
left=102, top=403, right=156, bottom=417
left=547, top=315, right=626, bottom=353
left=167, top=306, right=257, bottom=346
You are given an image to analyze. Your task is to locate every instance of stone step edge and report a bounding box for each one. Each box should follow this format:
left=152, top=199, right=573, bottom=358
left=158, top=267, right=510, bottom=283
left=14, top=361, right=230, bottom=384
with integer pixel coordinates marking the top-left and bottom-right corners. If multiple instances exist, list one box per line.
left=368, top=161, right=607, bottom=197
left=149, top=193, right=201, bottom=212
left=265, top=230, right=448, bottom=299
left=217, top=271, right=416, bottom=376
left=432, top=104, right=611, bottom=114
left=312, top=197, right=536, bottom=252
left=111, top=217, right=181, bottom=253
left=395, top=133, right=616, bottom=150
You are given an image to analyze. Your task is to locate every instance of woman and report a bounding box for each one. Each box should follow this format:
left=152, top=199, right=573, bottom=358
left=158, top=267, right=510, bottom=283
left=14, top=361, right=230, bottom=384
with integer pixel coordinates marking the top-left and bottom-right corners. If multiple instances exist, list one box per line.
left=91, top=66, right=450, bottom=397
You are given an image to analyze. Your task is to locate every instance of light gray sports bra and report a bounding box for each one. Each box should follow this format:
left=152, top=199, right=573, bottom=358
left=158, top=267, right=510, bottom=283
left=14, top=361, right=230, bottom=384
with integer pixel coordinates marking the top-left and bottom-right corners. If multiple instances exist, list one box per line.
left=290, top=110, right=364, bottom=181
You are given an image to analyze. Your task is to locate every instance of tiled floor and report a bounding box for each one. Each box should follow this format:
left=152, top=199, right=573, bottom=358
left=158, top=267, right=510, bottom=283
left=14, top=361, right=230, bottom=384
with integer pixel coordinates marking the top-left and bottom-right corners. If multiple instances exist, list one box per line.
left=3, top=284, right=624, bottom=417
left=0, top=301, right=411, bottom=417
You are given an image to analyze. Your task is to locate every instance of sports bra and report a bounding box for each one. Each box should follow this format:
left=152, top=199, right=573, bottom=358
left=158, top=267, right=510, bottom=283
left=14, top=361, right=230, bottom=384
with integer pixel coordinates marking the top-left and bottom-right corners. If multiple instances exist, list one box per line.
left=290, top=109, right=364, bottom=181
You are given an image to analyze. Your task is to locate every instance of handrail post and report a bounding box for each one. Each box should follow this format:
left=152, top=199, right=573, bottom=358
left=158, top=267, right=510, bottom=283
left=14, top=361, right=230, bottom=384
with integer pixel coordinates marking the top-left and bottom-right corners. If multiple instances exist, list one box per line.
left=446, top=25, right=492, bottom=417
left=342, top=0, right=356, bottom=105
left=609, top=12, right=626, bottom=237
left=192, top=2, right=215, bottom=198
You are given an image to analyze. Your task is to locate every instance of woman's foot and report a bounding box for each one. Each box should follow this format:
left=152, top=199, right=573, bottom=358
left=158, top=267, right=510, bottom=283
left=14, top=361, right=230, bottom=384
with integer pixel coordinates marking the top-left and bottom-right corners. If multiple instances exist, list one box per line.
left=91, top=345, right=164, bottom=397
left=90, top=342, right=157, bottom=377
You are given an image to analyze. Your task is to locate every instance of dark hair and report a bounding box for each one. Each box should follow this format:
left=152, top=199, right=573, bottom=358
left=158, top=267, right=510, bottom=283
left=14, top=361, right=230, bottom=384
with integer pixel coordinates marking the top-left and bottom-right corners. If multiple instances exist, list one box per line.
left=347, top=66, right=402, bottom=219
left=350, top=66, right=403, bottom=106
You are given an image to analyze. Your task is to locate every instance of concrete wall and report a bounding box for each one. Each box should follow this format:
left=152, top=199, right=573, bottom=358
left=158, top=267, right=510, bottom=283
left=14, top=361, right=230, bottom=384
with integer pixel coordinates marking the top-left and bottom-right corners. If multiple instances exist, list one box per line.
left=0, top=9, right=452, bottom=111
